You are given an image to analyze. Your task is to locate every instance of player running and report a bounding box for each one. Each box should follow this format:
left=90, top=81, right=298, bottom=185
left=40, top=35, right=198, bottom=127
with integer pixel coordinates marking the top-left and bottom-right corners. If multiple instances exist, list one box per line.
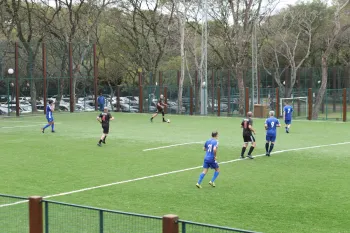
left=196, top=131, right=220, bottom=188
left=283, top=101, right=293, bottom=133
left=41, top=100, right=55, bottom=133
left=97, top=107, right=114, bottom=147
left=150, top=94, right=168, bottom=123
left=265, top=111, right=281, bottom=156
left=240, top=111, right=256, bottom=159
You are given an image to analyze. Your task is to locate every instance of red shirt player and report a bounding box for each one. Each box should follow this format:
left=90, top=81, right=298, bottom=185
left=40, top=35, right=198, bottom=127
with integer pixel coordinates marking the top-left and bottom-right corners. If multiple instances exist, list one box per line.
left=150, top=94, right=168, bottom=123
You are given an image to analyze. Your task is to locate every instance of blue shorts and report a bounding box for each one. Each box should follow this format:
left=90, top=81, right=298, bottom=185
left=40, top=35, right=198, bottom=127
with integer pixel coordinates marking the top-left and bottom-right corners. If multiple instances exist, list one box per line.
left=203, top=160, right=219, bottom=169
left=47, top=117, right=54, bottom=123
left=266, top=135, right=276, bottom=142
left=285, top=119, right=291, bottom=125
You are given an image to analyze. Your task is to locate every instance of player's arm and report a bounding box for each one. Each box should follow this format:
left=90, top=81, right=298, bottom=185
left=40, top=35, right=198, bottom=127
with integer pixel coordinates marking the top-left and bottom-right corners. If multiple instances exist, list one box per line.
left=109, top=113, right=115, bottom=121
left=96, top=115, right=102, bottom=123
left=213, top=146, right=218, bottom=160
left=249, top=125, right=256, bottom=134
left=276, top=121, right=281, bottom=127
left=50, top=104, right=55, bottom=112
left=264, top=120, right=268, bottom=130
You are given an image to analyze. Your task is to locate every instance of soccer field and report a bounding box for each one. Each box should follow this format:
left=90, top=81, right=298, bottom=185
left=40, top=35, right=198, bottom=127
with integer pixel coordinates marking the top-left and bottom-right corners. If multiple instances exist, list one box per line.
left=1, top=113, right=350, bottom=233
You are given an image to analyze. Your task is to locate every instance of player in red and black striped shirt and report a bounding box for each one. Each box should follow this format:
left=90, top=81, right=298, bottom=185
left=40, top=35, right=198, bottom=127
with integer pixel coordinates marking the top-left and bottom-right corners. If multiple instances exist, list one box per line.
left=97, top=107, right=114, bottom=147
left=150, top=94, right=168, bottom=123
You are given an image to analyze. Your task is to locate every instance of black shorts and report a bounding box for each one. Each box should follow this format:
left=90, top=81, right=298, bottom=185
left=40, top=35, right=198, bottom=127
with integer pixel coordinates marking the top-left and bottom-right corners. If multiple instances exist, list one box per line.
left=243, top=135, right=255, bottom=143
left=102, top=124, right=109, bottom=134
left=156, top=107, right=164, bottom=113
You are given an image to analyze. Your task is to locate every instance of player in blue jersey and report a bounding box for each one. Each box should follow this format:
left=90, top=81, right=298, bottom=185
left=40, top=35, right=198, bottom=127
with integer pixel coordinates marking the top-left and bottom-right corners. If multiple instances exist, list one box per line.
left=196, top=131, right=220, bottom=188
left=283, top=101, right=293, bottom=133
left=41, top=100, right=55, bottom=133
left=265, top=111, right=281, bottom=156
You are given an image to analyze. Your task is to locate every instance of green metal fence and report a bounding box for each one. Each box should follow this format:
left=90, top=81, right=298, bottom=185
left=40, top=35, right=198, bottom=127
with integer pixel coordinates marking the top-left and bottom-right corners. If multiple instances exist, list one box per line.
left=178, top=220, right=260, bottom=233
left=0, top=194, right=29, bottom=233
left=43, top=200, right=163, bottom=233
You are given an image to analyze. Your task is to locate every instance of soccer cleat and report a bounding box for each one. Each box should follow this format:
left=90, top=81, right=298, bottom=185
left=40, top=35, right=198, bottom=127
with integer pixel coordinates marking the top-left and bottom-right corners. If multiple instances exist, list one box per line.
left=102, top=140, right=106, bottom=144
left=97, top=143, right=102, bottom=147
left=240, top=155, right=245, bottom=159
left=209, top=181, right=216, bottom=187
left=196, top=183, right=202, bottom=189
left=247, top=155, right=254, bottom=159
left=150, top=118, right=153, bottom=123
left=41, top=128, right=44, bottom=133
left=51, top=131, right=55, bottom=133
left=266, top=153, right=270, bottom=157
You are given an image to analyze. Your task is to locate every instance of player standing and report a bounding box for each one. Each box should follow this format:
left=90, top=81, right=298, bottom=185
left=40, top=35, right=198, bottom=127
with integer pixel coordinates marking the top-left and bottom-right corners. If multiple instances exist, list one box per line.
left=196, top=131, right=220, bottom=188
left=283, top=101, right=293, bottom=133
left=97, top=107, right=114, bottom=147
left=240, top=111, right=256, bottom=159
left=41, top=100, right=55, bottom=133
left=150, top=94, right=168, bottom=123
left=265, top=111, right=281, bottom=156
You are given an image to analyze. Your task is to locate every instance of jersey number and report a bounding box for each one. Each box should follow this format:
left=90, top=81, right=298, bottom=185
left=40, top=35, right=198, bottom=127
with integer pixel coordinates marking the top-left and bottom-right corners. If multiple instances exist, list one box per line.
left=271, top=122, right=275, bottom=127
left=207, top=144, right=212, bottom=152
left=287, top=109, right=290, bottom=113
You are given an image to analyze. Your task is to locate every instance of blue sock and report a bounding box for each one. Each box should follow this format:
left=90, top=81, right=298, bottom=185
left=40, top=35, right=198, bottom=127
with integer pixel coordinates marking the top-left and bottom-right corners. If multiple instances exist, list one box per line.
left=43, top=124, right=50, bottom=130
left=51, top=123, right=55, bottom=131
left=197, top=173, right=205, bottom=184
left=211, top=171, right=219, bottom=183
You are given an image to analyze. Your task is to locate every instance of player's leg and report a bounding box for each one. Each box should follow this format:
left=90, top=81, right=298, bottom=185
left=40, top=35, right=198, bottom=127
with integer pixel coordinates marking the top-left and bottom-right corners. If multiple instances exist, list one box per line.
left=98, top=133, right=105, bottom=146
left=268, top=141, right=275, bottom=154
left=240, top=137, right=248, bottom=158
left=286, top=120, right=291, bottom=133
left=265, top=135, right=270, bottom=156
left=162, top=110, right=166, bottom=122
left=247, top=136, right=256, bottom=159
left=196, top=165, right=209, bottom=188
left=209, top=166, right=220, bottom=187
left=150, top=111, right=158, bottom=122
left=51, top=119, right=55, bottom=132
left=42, top=118, right=51, bottom=133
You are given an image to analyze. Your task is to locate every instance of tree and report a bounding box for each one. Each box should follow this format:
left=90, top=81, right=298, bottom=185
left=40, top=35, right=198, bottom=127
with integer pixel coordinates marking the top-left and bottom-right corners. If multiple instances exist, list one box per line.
left=262, top=5, right=317, bottom=98
left=313, top=0, right=350, bottom=119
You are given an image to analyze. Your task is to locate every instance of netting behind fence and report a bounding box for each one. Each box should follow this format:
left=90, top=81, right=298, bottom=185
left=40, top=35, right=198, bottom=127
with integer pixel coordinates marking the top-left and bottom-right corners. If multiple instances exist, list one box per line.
left=0, top=195, right=29, bottom=233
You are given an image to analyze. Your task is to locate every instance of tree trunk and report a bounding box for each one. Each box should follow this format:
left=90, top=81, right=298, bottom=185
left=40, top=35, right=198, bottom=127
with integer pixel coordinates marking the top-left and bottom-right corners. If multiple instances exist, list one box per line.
left=312, top=56, right=328, bottom=119
left=27, top=60, right=37, bottom=111
left=195, top=70, right=201, bottom=114
left=178, top=19, right=185, bottom=114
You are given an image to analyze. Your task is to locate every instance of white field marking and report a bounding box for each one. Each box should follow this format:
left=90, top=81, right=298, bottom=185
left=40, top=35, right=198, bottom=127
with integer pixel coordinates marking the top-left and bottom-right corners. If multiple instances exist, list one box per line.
left=143, top=141, right=203, bottom=151
left=0, top=123, right=61, bottom=129
left=1, top=141, right=349, bottom=208
left=0, top=200, right=28, bottom=208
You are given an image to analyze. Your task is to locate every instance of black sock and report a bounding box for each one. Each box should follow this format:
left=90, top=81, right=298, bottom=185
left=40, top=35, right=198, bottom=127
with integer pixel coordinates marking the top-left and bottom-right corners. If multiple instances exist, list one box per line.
left=151, top=117, right=153, bottom=119
left=269, top=144, right=275, bottom=153
left=265, top=143, right=269, bottom=152
left=103, top=136, right=107, bottom=142
left=99, top=139, right=102, bottom=144
left=248, top=146, right=255, bottom=155
left=241, top=147, right=246, bottom=157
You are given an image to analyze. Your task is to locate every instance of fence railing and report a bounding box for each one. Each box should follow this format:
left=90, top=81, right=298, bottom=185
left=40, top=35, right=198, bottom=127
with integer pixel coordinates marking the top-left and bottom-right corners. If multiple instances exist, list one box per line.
left=0, top=194, right=260, bottom=233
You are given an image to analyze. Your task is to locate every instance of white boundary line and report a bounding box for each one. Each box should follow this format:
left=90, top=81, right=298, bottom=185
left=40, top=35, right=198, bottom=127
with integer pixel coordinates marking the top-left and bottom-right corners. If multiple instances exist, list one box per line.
left=143, top=142, right=203, bottom=151
left=0, top=123, right=61, bottom=129
left=1, top=141, right=349, bottom=208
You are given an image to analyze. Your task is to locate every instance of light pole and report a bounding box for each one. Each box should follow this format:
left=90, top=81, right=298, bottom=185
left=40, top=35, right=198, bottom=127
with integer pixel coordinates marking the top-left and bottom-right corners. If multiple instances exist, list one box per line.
left=7, top=68, right=14, bottom=116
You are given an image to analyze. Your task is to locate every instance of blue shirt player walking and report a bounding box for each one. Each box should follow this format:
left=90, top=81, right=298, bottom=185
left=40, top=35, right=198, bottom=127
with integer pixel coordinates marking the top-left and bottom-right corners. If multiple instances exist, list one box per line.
left=265, top=111, right=280, bottom=156
left=41, top=100, right=55, bottom=133
left=196, top=131, right=220, bottom=188
left=283, top=101, right=293, bottom=133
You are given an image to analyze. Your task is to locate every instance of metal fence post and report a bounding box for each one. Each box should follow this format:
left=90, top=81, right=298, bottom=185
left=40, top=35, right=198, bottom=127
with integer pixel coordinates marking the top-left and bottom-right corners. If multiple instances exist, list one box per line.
left=227, top=70, right=230, bottom=116
left=164, top=86, right=168, bottom=114
left=43, top=42, right=47, bottom=114
left=162, top=214, right=178, bottom=233
left=343, top=88, right=347, bottom=122
left=308, top=88, right=312, bottom=120
left=29, top=196, right=43, bottom=233
left=217, top=86, right=220, bottom=116
left=190, top=86, right=193, bottom=115
left=93, top=43, right=98, bottom=111
left=69, top=43, right=74, bottom=113
left=15, top=42, right=19, bottom=117
left=245, top=87, right=249, bottom=114
left=99, top=210, right=104, bottom=233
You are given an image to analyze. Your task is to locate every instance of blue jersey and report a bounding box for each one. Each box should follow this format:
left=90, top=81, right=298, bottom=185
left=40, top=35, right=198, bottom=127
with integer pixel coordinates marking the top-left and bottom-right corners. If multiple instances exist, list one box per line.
left=265, top=117, right=280, bottom=136
left=46, top=105, right=53, bottom=119
left=283, top=105, right=293, bottom=120
left=204, top=138, right=218, bottom=162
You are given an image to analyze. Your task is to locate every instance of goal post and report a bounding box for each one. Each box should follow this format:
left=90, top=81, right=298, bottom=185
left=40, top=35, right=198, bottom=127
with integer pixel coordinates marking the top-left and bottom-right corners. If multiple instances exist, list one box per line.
left=280, top=97, right=308, bottom=119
